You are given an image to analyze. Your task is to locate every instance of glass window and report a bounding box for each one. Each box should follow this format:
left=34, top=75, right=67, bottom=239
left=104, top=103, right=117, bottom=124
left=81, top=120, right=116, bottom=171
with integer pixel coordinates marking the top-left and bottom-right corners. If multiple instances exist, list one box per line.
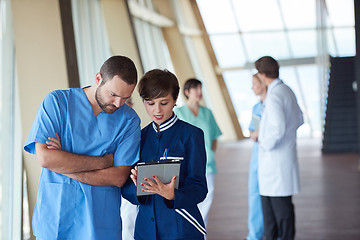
left=130, top=0, right=174, bottom=72
left=71, top=0, right=112, bottom=87
left=333, top=28, right=356, bottom=57
left=232, top=0, right=284, bottom=32
left=170, top=0, right=214, bottom=109
left=196, top=0, right=238, bottom=34
left=327, top=27, right=356, bottom=57
left=280, top=0, right=316, bottom=29
left=326, top=0, right=354, bottom=27
left=196, top=0, right=355, bottom=138
left=243, top=32, right=290, bottom=61
left=288, top=30, right=317, bottom=57
left=133, top=18, right=172, bottom=72
left=210, top=34, right=246, bottom=67
left=133, top=19, right=159, bottom=71
left=0, top=0, right=24, bottom=238
left=223, top=70, right=257, bottom=137
left=326, top=29, right=337, bottom=57
left=297, top=65, right=322, bottom=137
left=280, top=65, right=321, bottom=137
left=279, top=67, right=310, bottom=137
left=0, top=36, right=2, bottom=240
left=279, top=67, right=301, bottom=105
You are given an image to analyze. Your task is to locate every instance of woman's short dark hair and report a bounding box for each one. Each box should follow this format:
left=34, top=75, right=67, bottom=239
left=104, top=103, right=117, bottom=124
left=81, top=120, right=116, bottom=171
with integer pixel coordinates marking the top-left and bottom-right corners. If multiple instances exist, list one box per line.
left=183, top=78, right=202, bottom=99
left=99, top=55, right=137, bottom=85
left=138, top=69, right=179, bottom=101
left=255, top=56, right=279, bottom=79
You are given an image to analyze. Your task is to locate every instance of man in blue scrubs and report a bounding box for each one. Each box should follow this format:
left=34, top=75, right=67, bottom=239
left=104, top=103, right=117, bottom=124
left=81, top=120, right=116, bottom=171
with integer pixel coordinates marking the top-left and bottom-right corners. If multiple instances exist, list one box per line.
left=24, top=56, right=141, bottom=239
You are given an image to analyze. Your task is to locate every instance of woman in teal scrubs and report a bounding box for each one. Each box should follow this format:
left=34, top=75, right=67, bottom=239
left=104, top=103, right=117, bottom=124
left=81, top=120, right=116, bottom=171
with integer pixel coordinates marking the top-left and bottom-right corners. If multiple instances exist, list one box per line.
left=174, top=78, right=221, bottom=228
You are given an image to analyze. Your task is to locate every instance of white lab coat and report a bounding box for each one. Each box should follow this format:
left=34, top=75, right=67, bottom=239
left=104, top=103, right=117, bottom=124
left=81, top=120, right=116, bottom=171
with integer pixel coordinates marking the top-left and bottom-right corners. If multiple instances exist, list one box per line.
left=258, top=79, right=304, bottom=197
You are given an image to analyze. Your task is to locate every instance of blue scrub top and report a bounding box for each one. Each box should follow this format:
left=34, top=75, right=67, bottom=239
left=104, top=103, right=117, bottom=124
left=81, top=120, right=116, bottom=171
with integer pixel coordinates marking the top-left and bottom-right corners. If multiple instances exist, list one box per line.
left=24, top=88, right=140, bottom=239
left=122, top=114, right=207, bottom=240
left=249, top=101, right=263, bottom=169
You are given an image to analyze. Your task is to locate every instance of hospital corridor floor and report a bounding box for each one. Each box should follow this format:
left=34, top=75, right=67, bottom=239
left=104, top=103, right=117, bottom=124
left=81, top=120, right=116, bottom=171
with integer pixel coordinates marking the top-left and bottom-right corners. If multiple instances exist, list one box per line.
left=206, top=138, right=360, bottom=240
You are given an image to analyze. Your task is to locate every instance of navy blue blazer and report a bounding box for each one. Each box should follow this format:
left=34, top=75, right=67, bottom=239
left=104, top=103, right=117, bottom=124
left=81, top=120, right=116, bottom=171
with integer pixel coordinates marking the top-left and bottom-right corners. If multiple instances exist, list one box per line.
left=122, top=114, right=208, bottom=240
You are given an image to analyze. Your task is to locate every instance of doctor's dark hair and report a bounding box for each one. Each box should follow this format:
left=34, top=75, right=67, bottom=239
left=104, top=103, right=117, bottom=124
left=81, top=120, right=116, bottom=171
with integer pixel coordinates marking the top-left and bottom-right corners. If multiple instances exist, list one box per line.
left=99, top=55, right=138, bottom=85
left=138, top=69, right=179, bottom=101
left=255, top=56, right=279, bottom=79
left=183, top=78, right=202, bottom=99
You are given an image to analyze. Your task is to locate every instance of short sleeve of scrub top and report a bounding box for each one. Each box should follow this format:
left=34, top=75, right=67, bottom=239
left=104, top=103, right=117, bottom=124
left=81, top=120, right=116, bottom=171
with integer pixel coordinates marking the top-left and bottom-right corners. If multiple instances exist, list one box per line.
left=23, top=88, right=141, bottom=240
left=24, top=91, right=64, bottom=154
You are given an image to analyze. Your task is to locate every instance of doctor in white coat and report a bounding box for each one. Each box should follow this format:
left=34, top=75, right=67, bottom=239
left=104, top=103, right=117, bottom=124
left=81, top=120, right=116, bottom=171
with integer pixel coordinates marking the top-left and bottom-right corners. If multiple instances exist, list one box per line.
left=255, top=56, right=303, bottom=240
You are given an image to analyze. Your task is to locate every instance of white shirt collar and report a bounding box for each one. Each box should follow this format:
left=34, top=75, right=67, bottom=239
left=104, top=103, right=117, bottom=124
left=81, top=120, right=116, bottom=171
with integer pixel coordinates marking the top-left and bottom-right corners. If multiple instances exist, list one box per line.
left=152, top=114, right=178, bottom=133
left=267, top=79, right=282, bottom=94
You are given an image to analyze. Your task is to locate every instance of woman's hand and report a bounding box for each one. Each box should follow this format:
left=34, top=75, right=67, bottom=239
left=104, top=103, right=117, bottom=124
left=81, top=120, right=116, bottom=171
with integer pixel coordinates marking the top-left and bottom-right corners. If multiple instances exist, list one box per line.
left=46, top=133, right=61, bottom=150
left=130, top=166, right=138, bottom=186
left=141, top=176, right=177, bottom=200
left=249, top=131, right=259, bottom=142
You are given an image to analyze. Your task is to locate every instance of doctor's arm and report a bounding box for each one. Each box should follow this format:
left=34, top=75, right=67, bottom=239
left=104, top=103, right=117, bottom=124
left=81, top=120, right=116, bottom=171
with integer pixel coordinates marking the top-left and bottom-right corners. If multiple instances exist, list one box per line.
left=259, top=95, right=286, bottom=151
left=64, top=166, right=132, bottom=187
left=43, top=136, right=131, bottom=186
left=45, top=125, right=139, bottom=187
left=35, top=142, right=113, bottom=174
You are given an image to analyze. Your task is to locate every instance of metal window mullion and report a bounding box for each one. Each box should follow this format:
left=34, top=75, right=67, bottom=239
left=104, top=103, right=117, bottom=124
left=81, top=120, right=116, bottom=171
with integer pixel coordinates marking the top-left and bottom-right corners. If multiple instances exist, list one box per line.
left=229, top=0, right=250, bottom=64
left=170, top=0, right=212, bottom=108
left=323, top=0, right=339, bottom=55
left=277, top=0, right=314, bottom=136
left=317, top=0, right=330, bottom=133
left=1, top=0, right=22, bottom=239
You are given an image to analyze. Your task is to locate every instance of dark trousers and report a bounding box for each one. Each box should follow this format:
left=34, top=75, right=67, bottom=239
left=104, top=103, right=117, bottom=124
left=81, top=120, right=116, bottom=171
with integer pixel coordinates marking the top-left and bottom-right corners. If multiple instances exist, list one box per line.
left=261, top=196, right=295, bottom=240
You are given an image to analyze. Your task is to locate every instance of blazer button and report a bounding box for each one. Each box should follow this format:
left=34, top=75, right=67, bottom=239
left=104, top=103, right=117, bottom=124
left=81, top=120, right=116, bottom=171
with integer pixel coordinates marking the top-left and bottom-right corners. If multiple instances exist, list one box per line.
left=151, top=217, right=155, bottom=222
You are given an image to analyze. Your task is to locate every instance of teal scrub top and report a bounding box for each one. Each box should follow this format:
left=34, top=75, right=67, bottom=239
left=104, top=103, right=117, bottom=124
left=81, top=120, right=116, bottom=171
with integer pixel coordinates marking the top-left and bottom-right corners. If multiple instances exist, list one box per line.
left=174, top=105, right=221, bottom=174
left=24, top=88, right=141, bottom=240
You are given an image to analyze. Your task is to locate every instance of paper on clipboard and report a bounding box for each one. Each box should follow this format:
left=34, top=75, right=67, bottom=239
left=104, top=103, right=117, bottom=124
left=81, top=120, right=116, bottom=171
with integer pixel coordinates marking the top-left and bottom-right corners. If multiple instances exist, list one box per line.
left=136, top=160, right=181, bottom=196
left=252, top=114, right=261, bottom=131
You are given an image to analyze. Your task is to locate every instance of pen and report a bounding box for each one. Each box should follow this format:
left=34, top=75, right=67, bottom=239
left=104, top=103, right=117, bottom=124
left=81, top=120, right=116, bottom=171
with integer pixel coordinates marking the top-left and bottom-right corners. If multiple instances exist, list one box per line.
left=163, top=148, right=168, bottom=160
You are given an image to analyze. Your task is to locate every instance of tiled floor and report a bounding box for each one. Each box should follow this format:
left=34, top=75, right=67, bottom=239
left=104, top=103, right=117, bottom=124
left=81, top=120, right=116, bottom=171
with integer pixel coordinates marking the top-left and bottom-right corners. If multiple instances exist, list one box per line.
left=206, top=138, right=360, bottom=240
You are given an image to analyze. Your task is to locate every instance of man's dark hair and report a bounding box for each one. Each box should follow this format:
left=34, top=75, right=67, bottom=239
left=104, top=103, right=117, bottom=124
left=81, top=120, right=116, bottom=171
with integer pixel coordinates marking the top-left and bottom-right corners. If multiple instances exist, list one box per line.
left=183, top=78, right=202, bottom=99
left=99, top=55, right=137, bottom=85
left=255, top=56, right=279, bottom=79
left=138, top=69, right=179, bottom=101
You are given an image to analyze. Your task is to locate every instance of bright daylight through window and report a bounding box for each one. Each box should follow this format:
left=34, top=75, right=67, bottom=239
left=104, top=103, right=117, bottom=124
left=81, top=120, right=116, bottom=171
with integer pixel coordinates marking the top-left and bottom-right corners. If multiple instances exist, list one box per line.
left=196, top=0, right=355, bottom=138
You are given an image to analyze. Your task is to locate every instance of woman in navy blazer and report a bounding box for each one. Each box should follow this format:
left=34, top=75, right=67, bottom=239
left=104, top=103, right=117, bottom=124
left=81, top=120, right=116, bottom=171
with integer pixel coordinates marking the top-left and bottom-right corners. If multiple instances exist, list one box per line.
left=122, top=69, right=208, bottom=240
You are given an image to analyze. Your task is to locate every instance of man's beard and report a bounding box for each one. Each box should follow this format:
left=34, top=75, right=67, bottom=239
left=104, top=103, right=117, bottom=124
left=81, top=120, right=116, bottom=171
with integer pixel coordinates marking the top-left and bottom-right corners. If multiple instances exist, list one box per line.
left=95, top=87, right=118, bottom=114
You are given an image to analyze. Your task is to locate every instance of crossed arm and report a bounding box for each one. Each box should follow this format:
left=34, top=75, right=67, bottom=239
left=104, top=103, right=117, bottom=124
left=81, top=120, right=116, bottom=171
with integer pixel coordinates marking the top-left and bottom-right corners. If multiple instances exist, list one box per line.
left=35, top=134, right=131, bottom=187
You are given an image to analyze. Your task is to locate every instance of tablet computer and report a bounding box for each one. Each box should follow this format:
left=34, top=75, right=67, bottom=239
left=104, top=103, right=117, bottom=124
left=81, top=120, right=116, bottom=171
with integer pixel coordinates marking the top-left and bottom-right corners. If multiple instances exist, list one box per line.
left=136, top=160, right=181, bottom=196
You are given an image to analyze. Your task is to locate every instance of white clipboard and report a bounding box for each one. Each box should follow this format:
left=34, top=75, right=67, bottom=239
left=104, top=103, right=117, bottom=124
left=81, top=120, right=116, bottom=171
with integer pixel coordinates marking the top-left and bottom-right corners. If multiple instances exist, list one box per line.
left=252, top=114, right=261, bottom=131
